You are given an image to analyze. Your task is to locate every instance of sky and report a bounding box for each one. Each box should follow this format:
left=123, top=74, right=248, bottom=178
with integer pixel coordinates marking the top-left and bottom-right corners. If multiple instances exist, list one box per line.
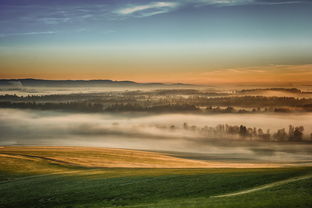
left=0, top=0, right=312, bottom=85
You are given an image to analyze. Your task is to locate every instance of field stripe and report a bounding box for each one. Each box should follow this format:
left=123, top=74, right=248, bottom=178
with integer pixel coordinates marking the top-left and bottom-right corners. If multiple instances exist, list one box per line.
left=0, top=170, right=86, bottom=185
left=211, top=174, right=312, bottom=198
left=103, top=174, right=312, bottom=208
left=0, top=153, right=82, bottom=167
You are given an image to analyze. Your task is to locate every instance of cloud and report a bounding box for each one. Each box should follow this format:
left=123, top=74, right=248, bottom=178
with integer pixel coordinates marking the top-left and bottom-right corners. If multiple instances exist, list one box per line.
left=114, top=0, right=305, bottom=18
left=188, top=0, right=304, bottom=6
left=116, top=2, right=179, bottom=17
left=196, top=64, right=312, bottom=84
left=40, top=17, right=72, bottom=25
left=0, top=31, right=57, bottom=38
left=193, top=0, right=255, bottom=6
left=254, top=0, right=304, bottom=5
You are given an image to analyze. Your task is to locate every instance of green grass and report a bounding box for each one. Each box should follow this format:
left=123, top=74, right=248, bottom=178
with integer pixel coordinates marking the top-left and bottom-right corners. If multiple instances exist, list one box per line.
left=141, top=177, right=312, bottom=208
left=1, top=167, right=311, bottom=208
left=0, top=147, right=311, bottom=208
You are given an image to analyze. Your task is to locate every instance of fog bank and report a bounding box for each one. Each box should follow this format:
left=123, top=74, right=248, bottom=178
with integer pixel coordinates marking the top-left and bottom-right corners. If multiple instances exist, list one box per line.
left=0, top=108, right=312, bottom=164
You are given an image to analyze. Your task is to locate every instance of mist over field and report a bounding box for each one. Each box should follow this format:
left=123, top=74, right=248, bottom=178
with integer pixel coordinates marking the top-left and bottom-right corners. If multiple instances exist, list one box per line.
left=1, top=108, right=311, bottom=164
left=1, top=84, right=312, bottom=97
left=1, top=1, right=312, bottom=207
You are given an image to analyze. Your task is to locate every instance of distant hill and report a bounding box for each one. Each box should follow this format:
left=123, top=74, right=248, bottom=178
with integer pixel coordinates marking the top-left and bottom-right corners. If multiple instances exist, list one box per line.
left=238, top=88, right=303, bottom=94
left=0, top=79, right=193, bottom=87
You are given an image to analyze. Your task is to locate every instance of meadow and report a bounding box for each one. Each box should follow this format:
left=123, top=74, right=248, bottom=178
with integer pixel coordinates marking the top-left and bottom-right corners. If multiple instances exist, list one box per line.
left=0, top=146, right=311, bottom=208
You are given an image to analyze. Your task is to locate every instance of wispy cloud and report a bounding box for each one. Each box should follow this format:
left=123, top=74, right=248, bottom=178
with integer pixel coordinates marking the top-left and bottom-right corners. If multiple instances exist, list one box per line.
left=254, top=0, right=303, bottom=5
left=116, top=2, right=179, bottom=17
left=195, top=64, right=312, bottom=84
left=114, top=0, right=305, bottom=18
left=0, top=31, right=57, bottom=38
left=40, top=17, right=71, bottom=25
left=190, top=0, right=304, bottom=6
left=193, top=0, right=255, bottom=6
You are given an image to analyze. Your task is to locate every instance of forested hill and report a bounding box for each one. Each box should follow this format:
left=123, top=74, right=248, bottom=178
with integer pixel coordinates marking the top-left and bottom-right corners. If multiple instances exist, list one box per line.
left=0, top=79, right=192, bottom=87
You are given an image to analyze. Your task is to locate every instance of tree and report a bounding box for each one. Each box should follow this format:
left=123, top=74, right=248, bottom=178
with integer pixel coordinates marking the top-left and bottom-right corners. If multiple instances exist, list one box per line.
left=239, top=125, right=248, bottom=137
left=292, top=126, right=304, bottom=141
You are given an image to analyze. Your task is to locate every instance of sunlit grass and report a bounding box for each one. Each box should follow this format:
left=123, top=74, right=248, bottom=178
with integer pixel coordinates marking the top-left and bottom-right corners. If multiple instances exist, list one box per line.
left=0, top=146, right=311, bottom=208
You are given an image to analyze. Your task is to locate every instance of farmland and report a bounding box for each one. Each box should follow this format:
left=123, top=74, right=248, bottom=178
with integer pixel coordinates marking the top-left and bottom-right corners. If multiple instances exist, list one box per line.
left=0, top=146, right=311, bottom=208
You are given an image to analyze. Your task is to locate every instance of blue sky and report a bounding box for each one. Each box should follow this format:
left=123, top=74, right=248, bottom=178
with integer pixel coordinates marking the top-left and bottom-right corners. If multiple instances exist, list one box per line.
left=1, top=0, right=312, bottom=44
left=0, top=0, right=312, bottom=84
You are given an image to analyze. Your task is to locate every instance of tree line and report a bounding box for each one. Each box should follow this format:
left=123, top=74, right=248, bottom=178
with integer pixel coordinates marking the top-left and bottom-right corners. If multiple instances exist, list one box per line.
left=158, top=123, right=310, bottom=142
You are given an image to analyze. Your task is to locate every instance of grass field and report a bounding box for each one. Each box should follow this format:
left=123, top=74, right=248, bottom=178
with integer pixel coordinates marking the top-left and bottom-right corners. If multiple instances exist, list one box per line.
left=0, top=146, right=311, bottom=208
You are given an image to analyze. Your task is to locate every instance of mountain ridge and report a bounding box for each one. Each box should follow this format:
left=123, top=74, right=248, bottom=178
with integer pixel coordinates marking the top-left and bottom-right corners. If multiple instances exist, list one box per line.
left=0, top=78, right=194, bottom=87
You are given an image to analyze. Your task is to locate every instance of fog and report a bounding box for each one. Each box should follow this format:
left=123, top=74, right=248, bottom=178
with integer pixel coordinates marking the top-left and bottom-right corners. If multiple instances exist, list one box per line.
left=2, top=85, right=312, bottom=97
left=1, top=108, right=312, bottom=164
left=0, top=86, right=201, bottom=97
left=0, top=87, right=141, bottom=96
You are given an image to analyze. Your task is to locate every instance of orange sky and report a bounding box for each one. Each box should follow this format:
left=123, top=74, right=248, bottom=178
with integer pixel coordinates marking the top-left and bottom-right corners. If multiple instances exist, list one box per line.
left=1, top=45, right=311, bottom=85
left=1, top=64, right=311, bottom=85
